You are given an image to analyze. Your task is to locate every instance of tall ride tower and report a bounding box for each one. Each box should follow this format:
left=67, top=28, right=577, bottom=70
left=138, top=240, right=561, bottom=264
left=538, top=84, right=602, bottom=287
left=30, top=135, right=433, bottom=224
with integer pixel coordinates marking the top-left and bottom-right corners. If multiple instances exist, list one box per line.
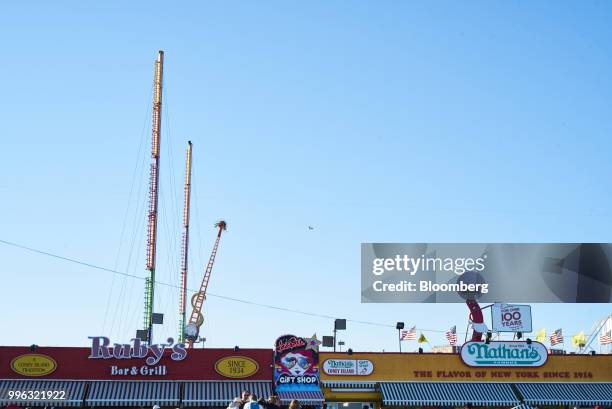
left=143, top=50, right=164, bottom=344
left=178, top=141, right=193, bottom=342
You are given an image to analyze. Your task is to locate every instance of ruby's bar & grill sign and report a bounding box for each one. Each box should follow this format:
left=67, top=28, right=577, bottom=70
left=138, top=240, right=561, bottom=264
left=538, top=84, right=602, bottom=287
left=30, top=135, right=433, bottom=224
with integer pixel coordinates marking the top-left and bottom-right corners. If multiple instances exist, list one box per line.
left=88, top=336, right=187, bottom=376
left=461, top=341, right=548, bottom=367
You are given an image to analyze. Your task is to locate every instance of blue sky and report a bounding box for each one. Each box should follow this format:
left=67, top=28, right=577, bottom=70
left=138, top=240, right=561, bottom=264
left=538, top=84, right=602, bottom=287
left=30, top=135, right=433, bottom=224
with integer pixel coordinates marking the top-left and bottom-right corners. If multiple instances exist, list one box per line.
left=1, top=1, right=611, bottom=352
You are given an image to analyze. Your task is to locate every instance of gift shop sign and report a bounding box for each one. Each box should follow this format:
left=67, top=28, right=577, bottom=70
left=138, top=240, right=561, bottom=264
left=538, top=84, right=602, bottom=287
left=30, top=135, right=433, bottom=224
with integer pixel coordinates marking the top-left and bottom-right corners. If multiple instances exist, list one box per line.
left=491, top=304, right=532, bottom=332
left=461, top=341, right=547, bottom=367
left=323, top=359, right=373, bottom=376
left=88, top=336, right=187, bottom=376
left=274, top=334, right=320, bottom=386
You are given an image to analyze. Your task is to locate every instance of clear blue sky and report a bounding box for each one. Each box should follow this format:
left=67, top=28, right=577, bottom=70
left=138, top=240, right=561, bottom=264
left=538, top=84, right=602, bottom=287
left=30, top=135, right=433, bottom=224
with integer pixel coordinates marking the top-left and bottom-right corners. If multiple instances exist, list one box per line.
left=1, top=1, right=611, bottom=352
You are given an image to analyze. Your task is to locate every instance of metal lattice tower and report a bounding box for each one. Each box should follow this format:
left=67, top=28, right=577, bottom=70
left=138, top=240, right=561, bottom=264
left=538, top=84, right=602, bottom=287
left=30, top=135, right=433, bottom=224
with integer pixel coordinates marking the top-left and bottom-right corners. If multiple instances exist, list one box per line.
left=178, top=141, right=193, bottom=343
left=144, top=50, right=164, bottom=344
left=186, top=220, right=227, bottom=347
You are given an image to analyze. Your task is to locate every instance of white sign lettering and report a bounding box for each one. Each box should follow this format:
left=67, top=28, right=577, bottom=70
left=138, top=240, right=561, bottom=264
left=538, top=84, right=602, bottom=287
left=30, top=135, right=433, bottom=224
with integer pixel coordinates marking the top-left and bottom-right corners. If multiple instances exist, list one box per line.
left=491, top=304, right=532, bottom=333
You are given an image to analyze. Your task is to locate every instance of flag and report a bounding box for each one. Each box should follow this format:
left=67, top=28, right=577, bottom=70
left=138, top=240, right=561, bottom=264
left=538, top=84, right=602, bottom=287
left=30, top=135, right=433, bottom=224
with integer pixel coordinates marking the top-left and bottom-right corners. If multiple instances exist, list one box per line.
left=418, top=333, right=428, bottom=344
left=446, top=326, right=457, bottom=345
left=400, top=326, right=416, bottom=341
left=550, top=329, right=563, bottom=346
left=535, top=328, right=546, bottom=343
left=572, top=331, right=586, bottom=347
left=599, top=330, right=612, bottom=345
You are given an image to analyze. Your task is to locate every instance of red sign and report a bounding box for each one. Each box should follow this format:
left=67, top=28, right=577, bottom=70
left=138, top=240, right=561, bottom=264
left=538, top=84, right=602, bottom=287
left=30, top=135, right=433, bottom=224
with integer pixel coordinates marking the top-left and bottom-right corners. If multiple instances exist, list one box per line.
left=0, top=347, right=272, bottom=380
left=275, top=336, right=306, bottom=354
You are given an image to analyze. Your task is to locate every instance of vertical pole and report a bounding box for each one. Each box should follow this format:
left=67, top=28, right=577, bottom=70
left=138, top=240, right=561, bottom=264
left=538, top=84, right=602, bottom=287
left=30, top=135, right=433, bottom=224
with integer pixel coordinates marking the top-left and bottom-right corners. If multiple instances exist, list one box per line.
left=333, top=328, right=337, bottom=352
left=398, top=329, right=402, bottom=353
left=144, top=50, right=164, bottom=345
left=179, top=141, right=193, bottom=343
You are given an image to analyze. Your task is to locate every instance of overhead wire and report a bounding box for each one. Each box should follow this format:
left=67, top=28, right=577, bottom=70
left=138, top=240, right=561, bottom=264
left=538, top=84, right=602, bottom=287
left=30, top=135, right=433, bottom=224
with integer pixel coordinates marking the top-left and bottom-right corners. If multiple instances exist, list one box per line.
left=0, top=238, right=602, bottom=339
left=158, top=77, right=183, bottom=341
left=105, top=76, right=153, bottom=337
left=1, top=237, right=393, bottom=330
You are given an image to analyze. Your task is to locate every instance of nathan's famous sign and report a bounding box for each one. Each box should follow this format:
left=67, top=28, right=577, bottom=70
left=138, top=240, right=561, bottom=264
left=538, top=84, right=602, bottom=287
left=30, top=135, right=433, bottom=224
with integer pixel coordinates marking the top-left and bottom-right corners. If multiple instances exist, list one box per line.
left=461, top=341, right=548, bottom=367
left=361, top=243, right=612, bottom=302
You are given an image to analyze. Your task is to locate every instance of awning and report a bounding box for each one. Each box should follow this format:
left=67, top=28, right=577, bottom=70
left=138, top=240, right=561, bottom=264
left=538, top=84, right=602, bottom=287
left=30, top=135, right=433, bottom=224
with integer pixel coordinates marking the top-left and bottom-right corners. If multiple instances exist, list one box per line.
left=514, top=382, right=612, bottom=406
left=0, top=379, right=87, bottom=407
left=276, top=385, right=325, bottom=405
left=86, top=381, right=180, bottom=407
left=183, top=381, right=273, bottom=406
left=380, top=382, right=520, bottom=406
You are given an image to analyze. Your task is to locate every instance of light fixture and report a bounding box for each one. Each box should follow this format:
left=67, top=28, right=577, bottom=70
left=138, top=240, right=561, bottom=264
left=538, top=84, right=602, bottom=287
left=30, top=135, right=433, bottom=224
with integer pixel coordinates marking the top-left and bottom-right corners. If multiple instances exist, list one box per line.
left=334, top=319, right=347, bottom=330
left=322, top=336, right=334, bottom=348
left=418, top=347, right=423, bottom=354
left=526, top=338, right=532, bottom=345
left=333, top=319, right=347, bottom=353
left=234, top=346, right=240, bottom=351
left=516, top=332, right=523, bottom=340
left=347, top=348, right=353, bottom=355
left=485, top=331, right=492, bottom=344
left=396, top=322, right=405, bottom=330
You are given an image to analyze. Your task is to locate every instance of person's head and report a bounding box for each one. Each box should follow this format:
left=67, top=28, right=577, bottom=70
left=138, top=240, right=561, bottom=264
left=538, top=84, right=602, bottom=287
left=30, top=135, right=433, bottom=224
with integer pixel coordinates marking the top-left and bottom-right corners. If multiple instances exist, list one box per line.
left=241, top=391, right=251, bottom=401
left=289, top=400, right=301, bottom=409
left=229, top=399, right=242, bottom=409
left=268, top=396, right=279, bottom=406
left=249, top=394, right=258, bottom=402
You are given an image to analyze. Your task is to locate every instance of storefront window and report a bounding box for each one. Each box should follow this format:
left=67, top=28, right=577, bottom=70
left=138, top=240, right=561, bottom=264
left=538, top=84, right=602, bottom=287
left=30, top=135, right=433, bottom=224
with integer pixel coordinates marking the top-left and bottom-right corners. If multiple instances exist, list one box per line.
left=326, top=402, right=374, bottom=409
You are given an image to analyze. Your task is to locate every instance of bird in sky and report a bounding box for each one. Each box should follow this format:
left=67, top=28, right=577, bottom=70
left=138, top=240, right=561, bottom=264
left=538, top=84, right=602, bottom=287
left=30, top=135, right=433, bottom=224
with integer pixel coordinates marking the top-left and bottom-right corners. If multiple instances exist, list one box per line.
left=308, top=226, right=314, bottom=231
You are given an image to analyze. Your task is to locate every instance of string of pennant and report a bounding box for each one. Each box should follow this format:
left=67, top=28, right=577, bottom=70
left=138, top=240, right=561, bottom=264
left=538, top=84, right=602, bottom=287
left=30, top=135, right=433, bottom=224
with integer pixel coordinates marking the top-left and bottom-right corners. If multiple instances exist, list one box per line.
left=398, top=325, right=611, bottom=347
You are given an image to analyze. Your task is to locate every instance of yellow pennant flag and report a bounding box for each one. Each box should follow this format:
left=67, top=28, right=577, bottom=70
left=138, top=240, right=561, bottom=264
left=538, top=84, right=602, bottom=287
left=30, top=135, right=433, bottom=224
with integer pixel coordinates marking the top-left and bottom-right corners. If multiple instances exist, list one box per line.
left=418, top=333, right=428, bottom=343
left=572, top=331, right=586, bottom=347
left=535, top=328, right=546, bottom=343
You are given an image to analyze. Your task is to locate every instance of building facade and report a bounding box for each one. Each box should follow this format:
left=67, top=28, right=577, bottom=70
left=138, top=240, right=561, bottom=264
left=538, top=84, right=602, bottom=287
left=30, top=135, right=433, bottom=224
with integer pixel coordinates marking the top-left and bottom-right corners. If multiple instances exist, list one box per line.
left=1, top=339, right=611, bottom=409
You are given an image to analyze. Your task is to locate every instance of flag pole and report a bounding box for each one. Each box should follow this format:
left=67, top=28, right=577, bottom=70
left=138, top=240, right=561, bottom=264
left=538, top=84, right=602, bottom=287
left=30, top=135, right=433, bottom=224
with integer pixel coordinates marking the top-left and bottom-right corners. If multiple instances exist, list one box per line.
left=398, top=329, right=402, bottom=353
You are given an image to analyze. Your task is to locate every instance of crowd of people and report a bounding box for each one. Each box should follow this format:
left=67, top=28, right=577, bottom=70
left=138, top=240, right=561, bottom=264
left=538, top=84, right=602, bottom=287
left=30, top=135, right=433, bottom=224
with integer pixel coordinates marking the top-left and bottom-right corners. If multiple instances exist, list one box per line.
left=228, top=391, right=301, bottom=409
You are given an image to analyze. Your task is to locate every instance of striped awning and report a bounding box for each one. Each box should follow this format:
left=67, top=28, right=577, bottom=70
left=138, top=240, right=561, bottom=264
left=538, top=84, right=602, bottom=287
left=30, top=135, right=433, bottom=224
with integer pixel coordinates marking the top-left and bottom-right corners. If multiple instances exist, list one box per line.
left=0, top=379, right=87, bottom=407
left=515, top=382, right=612, bottom=406
left=276, top=386, right=324, bottom=405
left=86, top=381, right=180, bottom=407
left=380, top=382, right=519, bottom=406
left=183, top=381, right=273, bottom=406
